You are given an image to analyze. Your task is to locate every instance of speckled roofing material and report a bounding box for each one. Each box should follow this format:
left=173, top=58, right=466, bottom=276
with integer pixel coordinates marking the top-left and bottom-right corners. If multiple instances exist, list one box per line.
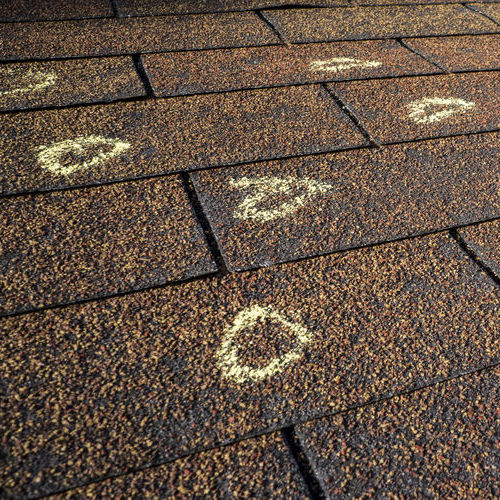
left=1, top=1, right=499, bottom=498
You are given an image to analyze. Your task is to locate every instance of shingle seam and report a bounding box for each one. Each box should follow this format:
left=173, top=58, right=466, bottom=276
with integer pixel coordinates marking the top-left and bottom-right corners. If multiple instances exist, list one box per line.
left=397, top=37, right=450, bottom=72
left=282, top=427, right=326, bottom=499
left=110, top=0, right=121, bottom=18
left=320, top=83, right=381, bottom=146
left=450, top=229, right=500, bottom=286
left=181, top=172, right=229, bottom=274
left=25, top=361, right=500, bottom=500
left=3, top=31, right=500, bottom=64
left=2, top=216, right=499, bottom=320
left=256, top=9, right=290, bottom=44
left=132, top=53, right=154, bottom=97
left=464, top=2, right=500, bottom=27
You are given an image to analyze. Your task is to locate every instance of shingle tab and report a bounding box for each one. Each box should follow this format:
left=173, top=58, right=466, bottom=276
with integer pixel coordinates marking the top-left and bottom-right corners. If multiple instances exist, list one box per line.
left=1, top=233, right=498, bottom=497
left=405, top=34, right=500, bottom=72
left=0, top=0, right=112, bottom=21
left=0, top=12, right=277, bottom=60
left=263, top=5, right=499, bottom=43
left=142, top=40, right=436, bottom=97
left=0, top=57, right=145, bottom=112
left=297, top=367, right=500, bottom=498
left=0, top=176, right=215, bottom=315
left=192, top=133, right=500, bottom=270
left=0, top=85, right=365, bottom=196
left=330, top=72, right=499, bottom=143
left=469, top=3, right=500, bottom=24
left=55, top=433, right=308, bottom=498
left=459, top=219, right=500, bottom=278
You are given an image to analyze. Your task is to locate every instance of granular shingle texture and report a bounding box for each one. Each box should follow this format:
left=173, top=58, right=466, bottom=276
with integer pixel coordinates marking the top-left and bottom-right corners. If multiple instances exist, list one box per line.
left=0, top=85, right=365, bottom=196
left=297, top=367, right=500, bottom=498
left=56, top=433, right=308, bottom=498
left=469, top=3, right=500, bottom=24
left=263, top=5, right=498, bottom=43
left=0, top=176, right=215, bottom=315
left=0, top=57, right=145, bottom=112
left=0, top=0, right=112, bottom=21
left=1, top=233, right=498, bottom=497
left=142, top=40, right=436, bottom=97
left=192, top=133, right=500, bottom=269
left=459, top=219, right=500, bottom=278
left=405, top=34, right=500, bottom=72
left=0, top=12, right=277, bottom=60
left=331, top=72, right=500, bottom=143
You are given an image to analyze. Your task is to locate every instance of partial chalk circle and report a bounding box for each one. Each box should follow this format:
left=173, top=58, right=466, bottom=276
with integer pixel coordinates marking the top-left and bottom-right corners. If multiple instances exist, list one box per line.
left=407, top=97, right=475, bottom=124
left=230, top=175, right=335, bottom=222
left=216, top=305, right=313, bottom=384
left=0, top=68, right=57, bottom=97
left=36, top=135, right=131, bottom=176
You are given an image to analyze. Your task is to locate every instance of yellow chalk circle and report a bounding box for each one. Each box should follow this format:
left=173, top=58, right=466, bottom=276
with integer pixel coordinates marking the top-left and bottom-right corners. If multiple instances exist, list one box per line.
left=310, top=57, right=382, bottom=73
left=216, top=305, right=313, bottom=383
left=37, top=135, right=131, bottom=176
left=230, top=175, right=334, bottom=222
left=407, top=97, right=475, bottom=124
left=0, top=68, right=57, bottom=97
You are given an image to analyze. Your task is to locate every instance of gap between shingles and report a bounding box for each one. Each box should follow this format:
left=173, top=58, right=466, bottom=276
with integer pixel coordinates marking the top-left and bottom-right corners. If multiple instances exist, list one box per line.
left=255, top=9, right=290, bottom=45
left=396, top=38, right=450, bottom=73
left=33, top=360, right=500, bottom=500
left=320, top=83, right=381, bottom=147
left=463, top=2, right=500, bottom=28
left=450, top=228, right=500, bottom=286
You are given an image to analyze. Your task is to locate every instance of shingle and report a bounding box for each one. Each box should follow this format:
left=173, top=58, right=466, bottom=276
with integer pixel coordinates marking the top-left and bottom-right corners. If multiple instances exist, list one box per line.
left=0, top=176, right=215, bottom=315
left=0, top=57, right=145, bottom=112
left=142, top=39, right=436, bottom=97
left=2, top=233, right=498, bottom=497
left=330, top=72, right=499, bottom=143
left=192, top=133, right=500, bottom=270
left=55, top=433, right=308, bottom=498
left=0, top=0, right=112, bottom=21
left=469, top=3, right=500, bottom=24
left=0, top=12, right=277, bottom=60
left=405, top=34, right=500, bottom=72
left=297, top=367, right=500, bottom=498
left=262, top=5, right=499, bottom=43
left=0, top=85, right=365, bottom=196
left=458, top=219, right=500, bottom=278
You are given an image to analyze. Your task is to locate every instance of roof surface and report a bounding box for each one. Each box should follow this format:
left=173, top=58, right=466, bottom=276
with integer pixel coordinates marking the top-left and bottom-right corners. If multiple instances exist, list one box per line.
left=0, top=0, right=499, bottom=498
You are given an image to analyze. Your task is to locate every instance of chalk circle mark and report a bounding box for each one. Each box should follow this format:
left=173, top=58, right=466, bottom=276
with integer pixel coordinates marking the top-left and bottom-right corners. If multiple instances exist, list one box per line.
left=230, top=175, right=335, bottom=222
left=216, top=305, right=313, bottom=384
left=0, top=68, right=57, bottom=97
left=407, top=97, right=475, bottom=124
left=37, top=135, right=131, bottom=176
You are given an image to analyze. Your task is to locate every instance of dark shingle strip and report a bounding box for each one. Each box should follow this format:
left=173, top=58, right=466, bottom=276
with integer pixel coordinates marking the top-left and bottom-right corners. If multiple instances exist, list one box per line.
left=262, top=5, right=499, bottom=43
left=1, top=233, right=498, bottom=496
left=0, top=85, right=365, bottom=196
left=297, top=366, right=500, bottom=498
left=331, top=72, right=500, bottom=143
left=192, top=132, right=500, bottom=270
left=0, top=0, right=112, bottom=22
left=142, top=39, right=436, bottom=97
left=404, top=34, right=500, bottom=72
left=0, top=57, right=145, bottom=112
left=0, top=12, right=278, bottom=61
left=0, top=176, right=216, bottom=315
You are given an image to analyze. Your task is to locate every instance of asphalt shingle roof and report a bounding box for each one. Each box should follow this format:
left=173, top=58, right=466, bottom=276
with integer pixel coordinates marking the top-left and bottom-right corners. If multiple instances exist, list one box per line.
left=1, top=0, right=499, bottom=498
